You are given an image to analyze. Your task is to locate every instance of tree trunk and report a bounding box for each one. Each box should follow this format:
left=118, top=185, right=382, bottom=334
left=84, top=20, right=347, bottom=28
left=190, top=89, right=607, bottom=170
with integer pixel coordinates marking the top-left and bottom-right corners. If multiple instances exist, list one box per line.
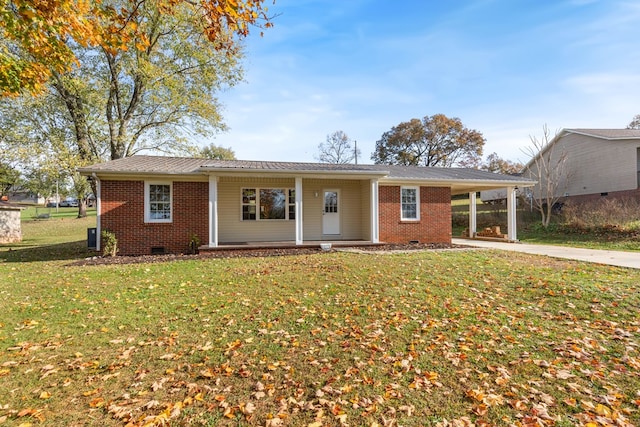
left=77, top=199, right=87, bottom=218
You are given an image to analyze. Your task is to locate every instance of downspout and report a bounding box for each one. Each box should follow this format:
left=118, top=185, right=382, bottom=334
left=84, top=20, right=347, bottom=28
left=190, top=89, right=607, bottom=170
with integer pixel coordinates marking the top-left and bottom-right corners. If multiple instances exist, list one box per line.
left=92, top=173, right=101, bottom=251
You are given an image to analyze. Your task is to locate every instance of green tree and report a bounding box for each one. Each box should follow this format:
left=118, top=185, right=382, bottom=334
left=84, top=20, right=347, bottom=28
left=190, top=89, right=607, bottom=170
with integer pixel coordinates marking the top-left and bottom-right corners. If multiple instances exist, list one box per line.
left=0, top=161, right=20, bottom=197
left=315, top=130, right=360, bottom=164
left=0, top=93, right=94, bottom=216
left=49, top=2, right=247, bottom=162
left=371, top=114, right=485, bottom=167
left=199, top=143, right=236, bottom=160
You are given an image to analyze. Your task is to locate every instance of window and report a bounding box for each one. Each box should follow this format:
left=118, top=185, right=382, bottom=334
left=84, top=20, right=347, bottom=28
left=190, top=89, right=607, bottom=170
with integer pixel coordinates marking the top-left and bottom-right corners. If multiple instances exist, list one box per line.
left=401, top=186, right=419, bottom=220
left=242, top=189, right=257, bottom=220
left=145, top=182, right=172, bottom=223
left=242, top=188, right=296, bottom=220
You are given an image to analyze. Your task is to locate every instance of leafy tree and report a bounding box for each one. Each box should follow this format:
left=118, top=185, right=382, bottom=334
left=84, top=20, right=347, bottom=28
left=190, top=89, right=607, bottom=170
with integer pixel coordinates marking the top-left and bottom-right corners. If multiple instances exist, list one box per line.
left=371, top=114, right=485, bottom=167
left=522, top=125, right=572, bottom=228
left=0, top=161, right=20, bottom=197
left=0, top=0, right=272, bottom=96
left=482, top=152, right=523, bottom=175
left=627, top=114, right=640, bottom=129
left=47, top=1, right=250, bottom=162
left=0, top=93, right=93, bottom=215
left=199, top=143, right=236, bottom=160
left=316, top=131, right=360, bottom=164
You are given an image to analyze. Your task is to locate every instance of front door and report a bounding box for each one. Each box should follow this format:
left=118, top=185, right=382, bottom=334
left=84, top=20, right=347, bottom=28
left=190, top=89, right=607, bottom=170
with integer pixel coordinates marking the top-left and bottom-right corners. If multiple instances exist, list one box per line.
left=322, top=190, right=340, bottom=235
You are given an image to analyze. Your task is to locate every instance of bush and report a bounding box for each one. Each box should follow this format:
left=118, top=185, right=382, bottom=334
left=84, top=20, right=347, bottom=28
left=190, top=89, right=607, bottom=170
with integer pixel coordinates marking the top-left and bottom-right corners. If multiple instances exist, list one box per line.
left=561, top=197, right=640, bottom=232
left=101, top=230, right=118, bottom=257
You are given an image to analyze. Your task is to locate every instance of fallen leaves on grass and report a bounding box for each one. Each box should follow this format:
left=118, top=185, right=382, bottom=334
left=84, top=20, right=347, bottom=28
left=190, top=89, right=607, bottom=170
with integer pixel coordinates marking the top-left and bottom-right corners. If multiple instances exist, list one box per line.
left=0, top=251, right=639, bottom=426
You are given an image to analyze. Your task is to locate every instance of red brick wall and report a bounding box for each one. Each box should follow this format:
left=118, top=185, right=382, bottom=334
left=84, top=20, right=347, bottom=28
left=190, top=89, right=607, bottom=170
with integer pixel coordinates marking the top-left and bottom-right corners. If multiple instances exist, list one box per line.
left=379, top=186, right=451, bottom=244
left=100, top=180, right=208, bottom=255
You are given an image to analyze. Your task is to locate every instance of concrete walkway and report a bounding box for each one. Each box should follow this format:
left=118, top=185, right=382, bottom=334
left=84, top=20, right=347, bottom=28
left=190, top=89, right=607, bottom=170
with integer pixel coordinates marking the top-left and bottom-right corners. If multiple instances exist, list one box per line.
left=452, top=238, right=640, bottom=269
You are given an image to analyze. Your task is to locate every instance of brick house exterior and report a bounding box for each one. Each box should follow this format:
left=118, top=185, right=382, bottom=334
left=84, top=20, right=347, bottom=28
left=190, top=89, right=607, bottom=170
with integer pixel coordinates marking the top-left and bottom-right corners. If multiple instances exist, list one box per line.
left=101, top=180, right=209, bottom=255
left=80, top=157, right=533, bottom=255
left=378, top=186, right=451, bottom=244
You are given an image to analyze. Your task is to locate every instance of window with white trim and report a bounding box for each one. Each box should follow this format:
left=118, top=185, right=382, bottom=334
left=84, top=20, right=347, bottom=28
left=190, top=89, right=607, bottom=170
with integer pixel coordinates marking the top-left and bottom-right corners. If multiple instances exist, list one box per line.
left=145, top=182, right=172, bottom=223
left=242, top=188, right=296, bottom=220
left=401, top=186, right=419, bottom=220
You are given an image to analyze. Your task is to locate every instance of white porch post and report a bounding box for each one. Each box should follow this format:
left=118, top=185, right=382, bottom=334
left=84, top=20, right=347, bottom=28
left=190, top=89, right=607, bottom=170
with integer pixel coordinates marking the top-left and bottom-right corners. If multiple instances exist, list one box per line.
left=295, top=177, right=303, bottom=245
left=92, top=173, right=101, bottom=251
left=370, top=179, right=379, bottom=243
left=507, top=186, right=517, bottom=241
left=208, top=175, right=219, bottom=247
left=469, top=191, right=477, bottom=238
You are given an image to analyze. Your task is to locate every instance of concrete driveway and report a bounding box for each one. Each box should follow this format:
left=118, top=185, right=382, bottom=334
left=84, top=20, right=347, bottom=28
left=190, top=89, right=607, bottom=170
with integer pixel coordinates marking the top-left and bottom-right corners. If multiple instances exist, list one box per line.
left=452, top=238, right=640, bottom=269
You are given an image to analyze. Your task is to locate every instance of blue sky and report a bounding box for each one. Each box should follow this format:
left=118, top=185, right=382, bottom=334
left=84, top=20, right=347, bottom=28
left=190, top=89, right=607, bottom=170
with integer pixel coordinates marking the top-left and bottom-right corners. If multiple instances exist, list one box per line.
left=209, top=0, right=640, bottom=164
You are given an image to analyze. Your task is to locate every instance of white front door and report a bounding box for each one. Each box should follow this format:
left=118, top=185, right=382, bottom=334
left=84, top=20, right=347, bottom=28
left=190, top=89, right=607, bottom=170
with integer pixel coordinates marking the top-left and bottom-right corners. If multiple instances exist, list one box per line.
left=322, top=190, right=340, bottom=235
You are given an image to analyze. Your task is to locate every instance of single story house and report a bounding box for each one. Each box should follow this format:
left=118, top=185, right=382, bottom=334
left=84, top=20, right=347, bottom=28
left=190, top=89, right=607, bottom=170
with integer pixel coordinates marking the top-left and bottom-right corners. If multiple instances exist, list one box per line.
left=79, top=156, right=535, bottom=255
left=523, top=128, right=640, bottom=203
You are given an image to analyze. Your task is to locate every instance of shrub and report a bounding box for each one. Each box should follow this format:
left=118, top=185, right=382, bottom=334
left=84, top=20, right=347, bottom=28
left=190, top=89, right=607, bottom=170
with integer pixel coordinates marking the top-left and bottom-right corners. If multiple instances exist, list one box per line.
left=101, top=230, right=118, bottom=257
left=561, top=197, right=640, bottom=232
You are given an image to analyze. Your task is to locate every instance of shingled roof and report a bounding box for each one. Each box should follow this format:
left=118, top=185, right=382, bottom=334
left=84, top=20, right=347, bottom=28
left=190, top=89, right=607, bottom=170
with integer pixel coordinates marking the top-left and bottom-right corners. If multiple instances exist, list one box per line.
left=566, top=129, right=640, bottom=139
left=80, top=156, right=530, bottom=182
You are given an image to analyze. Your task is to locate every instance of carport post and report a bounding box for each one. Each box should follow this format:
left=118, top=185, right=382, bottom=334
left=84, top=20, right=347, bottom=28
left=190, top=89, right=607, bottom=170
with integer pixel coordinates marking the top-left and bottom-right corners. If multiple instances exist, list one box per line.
left=469, top=192, right=477, bottom=238
left=295, top=177, right=303, bottom=245
left=507, top=186, right=517, bottom=241
left=209, top=175, right=219, bottom=247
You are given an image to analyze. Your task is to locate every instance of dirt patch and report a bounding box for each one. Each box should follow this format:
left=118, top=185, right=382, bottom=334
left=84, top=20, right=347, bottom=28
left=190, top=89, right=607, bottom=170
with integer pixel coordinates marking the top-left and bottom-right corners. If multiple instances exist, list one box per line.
left=70, top=243, right=462, bottom=266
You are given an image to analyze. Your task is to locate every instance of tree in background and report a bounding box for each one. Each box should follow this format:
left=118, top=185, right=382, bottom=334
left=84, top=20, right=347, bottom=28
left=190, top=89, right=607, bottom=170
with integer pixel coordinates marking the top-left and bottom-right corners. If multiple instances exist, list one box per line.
left=316, top=131, right=360, bottom=164
left=0, top=161, right=21, bottom=197
left=627, top=115, right=640, bottom=129
left=482, top=152, right=523, bottom=175
left=0, top=0, right=272, bottom=96
left=522, top=125, right=571, bottom=228
left=371, top=114, right=485, bottom=167
left=0, top=93, right=97, bottom=216
left=48, top=1, right=251, bottom=162
left=199, top=143, right=236, bottom=160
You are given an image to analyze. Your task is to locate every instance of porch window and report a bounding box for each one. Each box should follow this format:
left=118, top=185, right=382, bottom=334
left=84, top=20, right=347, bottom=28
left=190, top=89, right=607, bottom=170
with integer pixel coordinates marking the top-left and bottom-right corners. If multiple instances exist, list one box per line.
left=242, top=188, right=295, bottom=220
left=401, top=186, right=420, bottom=220
left=145, top=182, right=172, bottom=223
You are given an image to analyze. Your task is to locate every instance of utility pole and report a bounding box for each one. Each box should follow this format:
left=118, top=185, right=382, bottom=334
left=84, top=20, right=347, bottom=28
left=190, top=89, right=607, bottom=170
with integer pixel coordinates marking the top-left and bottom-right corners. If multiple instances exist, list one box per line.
left=354, top=140, right=358, bottom=165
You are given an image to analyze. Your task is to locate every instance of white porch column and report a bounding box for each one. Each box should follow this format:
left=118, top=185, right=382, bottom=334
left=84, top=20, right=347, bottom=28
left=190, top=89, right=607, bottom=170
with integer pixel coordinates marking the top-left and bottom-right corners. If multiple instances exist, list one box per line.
left=295, top=177, right=303, bottom=245
left=507, top=186, right=517, bottom=241
left=92, top=173, right=101, bottom=251
left=469, top=191, right=477, bottom=238
left=208, top=175, right=219, bottom=247
left=370, top=179, right=379, bottom=243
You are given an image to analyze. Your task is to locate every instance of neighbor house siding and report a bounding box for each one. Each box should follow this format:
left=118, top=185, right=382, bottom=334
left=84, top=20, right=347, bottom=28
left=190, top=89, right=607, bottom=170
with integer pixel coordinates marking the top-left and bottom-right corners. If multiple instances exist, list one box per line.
left=378, top=185, right=451, bottom=244
left=100, top=180, right=208, bottom=255
left=526, top=133, right=640, bottom=199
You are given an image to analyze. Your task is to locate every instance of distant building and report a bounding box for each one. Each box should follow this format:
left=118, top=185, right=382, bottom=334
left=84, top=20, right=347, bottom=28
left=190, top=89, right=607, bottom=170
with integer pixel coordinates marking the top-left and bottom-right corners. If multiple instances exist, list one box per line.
left=523, top=128, right=640, bottom=203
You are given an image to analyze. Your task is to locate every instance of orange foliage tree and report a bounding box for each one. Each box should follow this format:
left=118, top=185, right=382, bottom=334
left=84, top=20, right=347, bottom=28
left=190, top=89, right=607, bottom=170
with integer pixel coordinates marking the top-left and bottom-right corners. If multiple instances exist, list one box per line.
left=0, top=0, right=272, bottom=96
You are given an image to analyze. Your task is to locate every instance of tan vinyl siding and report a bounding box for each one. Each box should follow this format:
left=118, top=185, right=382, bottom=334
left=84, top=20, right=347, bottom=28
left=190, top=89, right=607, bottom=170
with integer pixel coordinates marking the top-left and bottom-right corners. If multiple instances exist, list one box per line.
left=301, top=179, right=364, bottom=240
left=360, top=180, right=372, bottom=240
left=217, top=177, right=367, bottom=242
left=218, top=177, right=296, bottom=242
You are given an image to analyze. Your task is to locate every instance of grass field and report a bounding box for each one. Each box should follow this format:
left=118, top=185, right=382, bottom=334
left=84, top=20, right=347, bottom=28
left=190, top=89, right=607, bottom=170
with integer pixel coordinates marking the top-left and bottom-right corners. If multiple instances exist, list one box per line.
left=0, top=215, right=639, bottom=426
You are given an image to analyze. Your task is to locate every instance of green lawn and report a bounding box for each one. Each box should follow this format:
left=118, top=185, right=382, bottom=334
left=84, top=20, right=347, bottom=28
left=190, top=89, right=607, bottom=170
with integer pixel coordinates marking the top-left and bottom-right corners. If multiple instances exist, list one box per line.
left=0, top=217, right=639, bottom=426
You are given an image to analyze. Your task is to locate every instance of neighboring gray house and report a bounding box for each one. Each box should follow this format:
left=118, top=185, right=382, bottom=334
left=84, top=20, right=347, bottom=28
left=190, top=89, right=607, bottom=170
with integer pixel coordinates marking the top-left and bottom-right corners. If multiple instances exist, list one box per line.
left=481, top=129, right=640, bottom=206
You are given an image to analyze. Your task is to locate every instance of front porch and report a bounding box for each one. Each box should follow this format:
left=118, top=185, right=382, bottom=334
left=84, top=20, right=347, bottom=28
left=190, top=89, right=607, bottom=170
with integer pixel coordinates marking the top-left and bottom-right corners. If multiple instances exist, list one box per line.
left=200, top=240, right=384, bottom=252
